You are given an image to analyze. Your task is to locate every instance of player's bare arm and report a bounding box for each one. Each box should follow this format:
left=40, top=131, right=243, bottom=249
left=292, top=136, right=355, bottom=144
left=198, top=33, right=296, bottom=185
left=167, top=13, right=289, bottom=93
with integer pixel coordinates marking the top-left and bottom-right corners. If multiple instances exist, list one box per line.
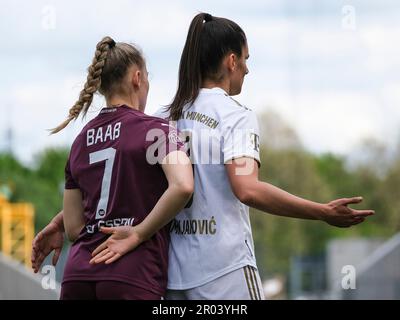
left=63, top=189, right=85, bottom=241
left=226, top=157, right=374, bottom=228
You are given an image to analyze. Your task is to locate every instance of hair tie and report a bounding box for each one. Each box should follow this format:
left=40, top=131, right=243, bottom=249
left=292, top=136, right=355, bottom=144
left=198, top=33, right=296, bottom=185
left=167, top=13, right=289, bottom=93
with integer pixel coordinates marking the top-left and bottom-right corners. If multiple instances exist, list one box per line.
left=109, top=39, right=116, bottom=48
left=204, top=13, right=213, bottom=23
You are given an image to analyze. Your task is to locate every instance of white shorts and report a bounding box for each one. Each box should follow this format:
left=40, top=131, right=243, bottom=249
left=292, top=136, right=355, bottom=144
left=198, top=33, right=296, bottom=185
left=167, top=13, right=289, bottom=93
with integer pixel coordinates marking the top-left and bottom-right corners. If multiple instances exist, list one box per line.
left=166, top=265, right=265, bottom=300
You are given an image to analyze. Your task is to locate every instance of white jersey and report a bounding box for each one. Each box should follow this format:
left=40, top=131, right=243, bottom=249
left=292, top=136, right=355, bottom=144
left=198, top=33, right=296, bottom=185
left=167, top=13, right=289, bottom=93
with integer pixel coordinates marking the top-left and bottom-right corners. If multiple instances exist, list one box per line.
left=153, top=87, right=261, bottom=290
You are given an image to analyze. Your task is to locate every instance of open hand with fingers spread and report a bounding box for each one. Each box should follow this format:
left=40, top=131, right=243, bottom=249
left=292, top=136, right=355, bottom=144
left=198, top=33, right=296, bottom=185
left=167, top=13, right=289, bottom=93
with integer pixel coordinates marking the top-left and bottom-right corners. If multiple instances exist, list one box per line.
left=89, top=226, right=144, bottom=265
left=31, top=221, right=64, bottom=273
left=322, top=196, right=374, bottom=228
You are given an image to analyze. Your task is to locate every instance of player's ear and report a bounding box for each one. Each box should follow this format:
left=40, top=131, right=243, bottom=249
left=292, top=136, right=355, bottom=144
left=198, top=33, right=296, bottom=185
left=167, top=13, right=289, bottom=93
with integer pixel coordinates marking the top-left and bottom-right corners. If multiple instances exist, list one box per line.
left=130, top=68, right=141, bottom=89
left=225, top=53, right=236, bottom=72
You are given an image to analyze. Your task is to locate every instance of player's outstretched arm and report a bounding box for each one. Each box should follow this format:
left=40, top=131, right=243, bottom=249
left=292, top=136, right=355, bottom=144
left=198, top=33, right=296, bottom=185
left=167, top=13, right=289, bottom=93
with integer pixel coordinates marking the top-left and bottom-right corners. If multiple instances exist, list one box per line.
left=31, top=211, right=65, bottom=273
left=90, top=150, right=194, bottom=264
left=226, top=157, right=374, bottom=228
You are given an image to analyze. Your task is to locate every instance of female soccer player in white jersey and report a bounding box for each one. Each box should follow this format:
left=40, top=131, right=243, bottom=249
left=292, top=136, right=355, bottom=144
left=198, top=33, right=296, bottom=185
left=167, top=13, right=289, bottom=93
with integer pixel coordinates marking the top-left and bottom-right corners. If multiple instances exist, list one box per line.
left=32, top=14, right=374, bottom=300
left=147, top=12, right=374, bottom=300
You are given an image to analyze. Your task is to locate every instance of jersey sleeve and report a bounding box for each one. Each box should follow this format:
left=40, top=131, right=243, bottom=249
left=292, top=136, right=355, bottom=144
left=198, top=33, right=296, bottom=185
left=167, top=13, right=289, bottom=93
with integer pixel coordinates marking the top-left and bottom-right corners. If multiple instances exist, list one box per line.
left=65, top=158, right=79, bottom=189
left=222, top=109, right=261, bottom=166
left=144, top=118, right=186, bottom=164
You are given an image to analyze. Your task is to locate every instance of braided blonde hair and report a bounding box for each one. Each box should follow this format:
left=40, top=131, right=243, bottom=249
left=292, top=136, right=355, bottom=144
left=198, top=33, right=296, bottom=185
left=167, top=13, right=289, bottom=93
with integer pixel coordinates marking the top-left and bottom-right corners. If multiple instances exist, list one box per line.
left=51, top=36, right=144, bottom=134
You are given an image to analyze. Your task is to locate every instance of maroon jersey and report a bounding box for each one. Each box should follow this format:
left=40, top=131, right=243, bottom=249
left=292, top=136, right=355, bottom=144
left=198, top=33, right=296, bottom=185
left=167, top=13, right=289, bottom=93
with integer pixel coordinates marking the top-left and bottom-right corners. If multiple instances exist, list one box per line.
left=62, top=105, right=184, bottom=296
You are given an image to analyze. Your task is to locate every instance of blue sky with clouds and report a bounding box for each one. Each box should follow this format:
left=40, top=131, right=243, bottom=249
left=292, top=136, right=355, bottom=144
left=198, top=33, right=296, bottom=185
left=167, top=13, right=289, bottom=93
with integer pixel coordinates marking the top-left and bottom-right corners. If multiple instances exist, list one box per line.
left=0, top=0, right=399, bottom=164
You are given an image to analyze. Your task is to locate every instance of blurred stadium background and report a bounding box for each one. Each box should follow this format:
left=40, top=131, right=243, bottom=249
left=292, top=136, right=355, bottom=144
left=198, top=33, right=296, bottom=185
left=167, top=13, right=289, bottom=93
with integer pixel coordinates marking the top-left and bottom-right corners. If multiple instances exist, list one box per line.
left=1, top=0, right=399, bottom=299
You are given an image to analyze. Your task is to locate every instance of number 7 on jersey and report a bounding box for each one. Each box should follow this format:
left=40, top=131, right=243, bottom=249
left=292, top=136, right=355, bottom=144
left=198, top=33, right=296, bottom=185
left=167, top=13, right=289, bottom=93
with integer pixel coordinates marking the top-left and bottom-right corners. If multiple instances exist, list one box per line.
left=89, top=147, right=116, bottom=219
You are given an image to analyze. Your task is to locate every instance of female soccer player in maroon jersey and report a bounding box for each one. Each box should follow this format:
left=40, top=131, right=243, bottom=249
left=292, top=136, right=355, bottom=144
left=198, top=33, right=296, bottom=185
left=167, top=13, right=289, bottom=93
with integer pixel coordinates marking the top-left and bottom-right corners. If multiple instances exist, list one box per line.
left=49, top=36, right=193, bottom=299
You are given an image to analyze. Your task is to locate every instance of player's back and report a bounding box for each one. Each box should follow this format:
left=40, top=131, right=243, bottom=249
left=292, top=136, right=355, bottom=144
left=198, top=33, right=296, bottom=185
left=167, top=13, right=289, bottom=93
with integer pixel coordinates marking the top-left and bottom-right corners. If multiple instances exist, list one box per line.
left=63, top=105, right=173, bottom=296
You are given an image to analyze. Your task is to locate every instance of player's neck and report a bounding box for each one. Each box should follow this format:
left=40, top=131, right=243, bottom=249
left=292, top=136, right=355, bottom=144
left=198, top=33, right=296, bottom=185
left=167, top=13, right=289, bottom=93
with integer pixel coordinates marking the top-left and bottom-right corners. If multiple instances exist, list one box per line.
left=106, top=96, right=141, bottom=111
left=202, top=78, right=230, bottom=95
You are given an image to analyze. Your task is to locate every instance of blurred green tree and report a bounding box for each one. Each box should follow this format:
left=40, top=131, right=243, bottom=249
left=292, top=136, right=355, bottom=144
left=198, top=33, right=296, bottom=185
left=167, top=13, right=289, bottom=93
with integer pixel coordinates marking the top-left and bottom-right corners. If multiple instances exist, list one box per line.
left=0, top=148, right=68, bottom=231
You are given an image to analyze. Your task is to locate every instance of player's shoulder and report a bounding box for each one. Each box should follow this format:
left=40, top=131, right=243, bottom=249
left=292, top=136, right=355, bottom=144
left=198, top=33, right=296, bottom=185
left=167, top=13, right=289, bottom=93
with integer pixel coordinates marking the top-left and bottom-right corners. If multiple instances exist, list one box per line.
left=210, top=93, right=253, bottom=120
left=75, top=118, right=96, bottom=141
left=225, top=95, right=252, bottom=112
left=141, top=112, right=175, bottom=131
left=152, top=106, right=170, bottom=120
left=213, top=97, right=258, bottom=130
left=217, top=95, right=255, bottom=121
left=111, top=107, right=169, bottom=129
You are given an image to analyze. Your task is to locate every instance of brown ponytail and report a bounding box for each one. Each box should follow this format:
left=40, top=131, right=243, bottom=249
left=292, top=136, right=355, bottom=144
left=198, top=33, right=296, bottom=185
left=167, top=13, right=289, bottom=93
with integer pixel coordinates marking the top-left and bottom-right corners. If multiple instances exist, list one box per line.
left=168, top=13, right=207, bottom=121
left=168, top=13, right=246, bottom=121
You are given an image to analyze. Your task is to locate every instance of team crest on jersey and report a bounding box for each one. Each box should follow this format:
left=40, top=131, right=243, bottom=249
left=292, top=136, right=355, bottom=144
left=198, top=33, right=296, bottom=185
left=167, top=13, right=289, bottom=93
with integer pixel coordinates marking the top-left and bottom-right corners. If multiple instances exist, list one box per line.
left=168, top=130, right=181, bottom=144
left=250, top=133, right=260, bottom=152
